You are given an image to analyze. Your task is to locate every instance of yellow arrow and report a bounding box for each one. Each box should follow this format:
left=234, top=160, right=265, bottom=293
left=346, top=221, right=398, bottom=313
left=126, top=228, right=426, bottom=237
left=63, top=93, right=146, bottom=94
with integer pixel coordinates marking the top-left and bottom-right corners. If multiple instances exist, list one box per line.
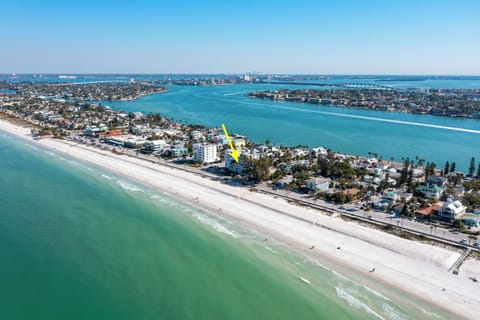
left=221, top=123, right=239, bottom=163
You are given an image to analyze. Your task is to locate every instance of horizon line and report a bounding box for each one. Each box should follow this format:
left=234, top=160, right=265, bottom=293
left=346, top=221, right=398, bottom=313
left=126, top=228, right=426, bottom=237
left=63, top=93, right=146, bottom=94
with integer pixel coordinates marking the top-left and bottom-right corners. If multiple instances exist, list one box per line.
left=2, top=73, right=480, bottom=77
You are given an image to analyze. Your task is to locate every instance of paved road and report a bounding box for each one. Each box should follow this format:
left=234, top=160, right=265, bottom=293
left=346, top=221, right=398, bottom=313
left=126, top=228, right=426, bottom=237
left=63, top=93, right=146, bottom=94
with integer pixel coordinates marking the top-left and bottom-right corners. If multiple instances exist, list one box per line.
left=254, top=185, right=479, bottom=249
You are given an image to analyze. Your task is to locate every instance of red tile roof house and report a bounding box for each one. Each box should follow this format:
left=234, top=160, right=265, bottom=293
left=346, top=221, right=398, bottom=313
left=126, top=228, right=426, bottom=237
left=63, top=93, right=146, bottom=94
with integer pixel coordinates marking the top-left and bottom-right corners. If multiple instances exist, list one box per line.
left=415, top=204, right=441, bottom=219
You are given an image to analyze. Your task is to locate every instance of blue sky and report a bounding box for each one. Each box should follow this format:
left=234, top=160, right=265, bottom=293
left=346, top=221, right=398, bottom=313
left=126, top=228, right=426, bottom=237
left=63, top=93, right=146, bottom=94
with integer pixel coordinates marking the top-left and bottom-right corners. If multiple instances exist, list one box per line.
left=1, top=0, right=480, bottom=74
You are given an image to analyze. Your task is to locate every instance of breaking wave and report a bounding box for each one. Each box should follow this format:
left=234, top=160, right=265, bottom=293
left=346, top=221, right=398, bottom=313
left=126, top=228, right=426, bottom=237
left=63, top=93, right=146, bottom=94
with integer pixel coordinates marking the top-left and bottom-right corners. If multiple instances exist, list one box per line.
left=192, top=213, right=237, bottom=238
left=335, top=287, right=385, bottom=320
left=117, top=180, right=145, bottom=193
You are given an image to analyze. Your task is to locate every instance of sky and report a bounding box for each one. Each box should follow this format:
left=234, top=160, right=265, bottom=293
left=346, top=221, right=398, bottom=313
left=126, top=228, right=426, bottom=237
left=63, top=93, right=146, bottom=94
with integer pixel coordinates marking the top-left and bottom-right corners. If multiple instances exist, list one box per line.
left=1, top=0, right=480, bottom=74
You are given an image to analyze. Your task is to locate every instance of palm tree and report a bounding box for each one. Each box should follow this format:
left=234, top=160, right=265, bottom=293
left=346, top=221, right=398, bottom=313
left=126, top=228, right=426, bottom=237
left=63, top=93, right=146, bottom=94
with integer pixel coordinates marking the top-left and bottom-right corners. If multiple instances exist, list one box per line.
left=468, top=235, right=477, bottom=245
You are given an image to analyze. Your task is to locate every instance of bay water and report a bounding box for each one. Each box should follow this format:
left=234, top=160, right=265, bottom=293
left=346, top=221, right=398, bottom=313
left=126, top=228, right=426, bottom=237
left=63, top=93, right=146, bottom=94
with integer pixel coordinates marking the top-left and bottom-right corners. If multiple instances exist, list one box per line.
left=107, top=83, right=480, bottom=172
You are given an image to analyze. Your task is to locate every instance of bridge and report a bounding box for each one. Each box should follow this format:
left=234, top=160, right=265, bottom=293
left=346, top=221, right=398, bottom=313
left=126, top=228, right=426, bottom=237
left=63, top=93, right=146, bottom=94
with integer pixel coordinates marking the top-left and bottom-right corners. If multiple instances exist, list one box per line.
left=259, top=80, right=394, bottom=90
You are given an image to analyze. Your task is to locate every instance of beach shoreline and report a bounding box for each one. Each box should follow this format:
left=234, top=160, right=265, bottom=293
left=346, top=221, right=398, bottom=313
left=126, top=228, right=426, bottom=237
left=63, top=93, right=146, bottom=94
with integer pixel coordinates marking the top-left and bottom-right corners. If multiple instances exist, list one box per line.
left=1, top=118, right=479, bottom=320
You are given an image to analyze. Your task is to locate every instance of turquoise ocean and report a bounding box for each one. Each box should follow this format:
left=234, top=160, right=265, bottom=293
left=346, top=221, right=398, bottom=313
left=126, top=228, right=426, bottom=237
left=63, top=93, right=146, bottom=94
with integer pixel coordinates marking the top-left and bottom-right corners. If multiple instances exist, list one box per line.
left=0, top=131, right=454, bottom=319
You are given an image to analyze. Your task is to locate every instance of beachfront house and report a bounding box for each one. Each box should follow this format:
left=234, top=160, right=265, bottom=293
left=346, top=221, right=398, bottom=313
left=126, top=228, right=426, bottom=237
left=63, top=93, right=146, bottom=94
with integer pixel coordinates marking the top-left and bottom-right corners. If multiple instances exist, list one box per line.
left=190, top=130, right=203, bottom=140
left=311, top=147, right=328, bottom=157
left=305, top=177, right=331, bottom=193
left=132, top=124, right=150, bottom=135
left=85, top=126, right=100, bottom=136
left=437, top=201, right=466, bottom=222
left=416, top=184, right=443, bottom=200
left=124, top=137, right=147, bottom=149
left=169, top=143, right=188, bottom=158
left=143, top=140, right=168, bottom=154
left=415, top=204, right=441, bottom=219
left=193, top=142, right=217, bottom=164
left=233, top=138, right=246, bottom=149
left=275, top=175, right=294, bottom=189
left=382, top=189, right=401, bottom=203
left=427, top=175, right=448, bottom=188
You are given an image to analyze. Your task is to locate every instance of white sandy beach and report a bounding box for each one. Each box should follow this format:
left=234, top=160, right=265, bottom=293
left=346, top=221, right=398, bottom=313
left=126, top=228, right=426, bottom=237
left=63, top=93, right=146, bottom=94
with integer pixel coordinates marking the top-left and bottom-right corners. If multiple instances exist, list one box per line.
left=1, top=119, right=479, bottom=319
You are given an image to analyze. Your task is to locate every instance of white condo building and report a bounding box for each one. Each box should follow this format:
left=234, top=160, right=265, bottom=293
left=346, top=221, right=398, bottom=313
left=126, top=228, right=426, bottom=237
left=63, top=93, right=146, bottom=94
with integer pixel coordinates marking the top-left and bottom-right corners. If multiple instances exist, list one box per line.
left=224, top=149, right=260, bottom=174
left=193, top=143, right=217, bottom=164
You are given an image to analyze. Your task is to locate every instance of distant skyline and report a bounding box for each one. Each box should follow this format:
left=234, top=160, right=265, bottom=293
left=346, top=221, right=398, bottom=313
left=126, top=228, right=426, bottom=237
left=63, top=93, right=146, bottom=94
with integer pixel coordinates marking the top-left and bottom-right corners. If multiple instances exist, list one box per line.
left=2, top=0, right=480, bottom=75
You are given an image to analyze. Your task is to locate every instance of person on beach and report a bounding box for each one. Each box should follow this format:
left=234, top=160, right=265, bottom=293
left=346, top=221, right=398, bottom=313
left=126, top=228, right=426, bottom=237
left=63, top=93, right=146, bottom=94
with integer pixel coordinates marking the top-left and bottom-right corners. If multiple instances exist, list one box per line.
left=369, top=268, right=375, bottom=272
left=310, top=245, right=315, bottom=249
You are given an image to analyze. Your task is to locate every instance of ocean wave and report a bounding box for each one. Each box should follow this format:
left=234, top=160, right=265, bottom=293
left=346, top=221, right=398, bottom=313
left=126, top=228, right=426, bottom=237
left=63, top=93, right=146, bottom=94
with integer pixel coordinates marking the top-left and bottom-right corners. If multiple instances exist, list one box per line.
left=381, top=303, right=410, bottom=320
left=418, top=306, right=443, bottom=319
left=43, top=150, right=66, bottom=160
left=309, top=258, right=392, bottom=304
left=67, top=160, right=81, bottom=166
left=335, top=287, right=385, bottom=320
left=24, top=143, right=39, bottom=151
left=150, top=194, right=169, bottom=203
left=264, top=246, right=278, bottom=254
left=101, top=174, right=114, bottom=180
left=117, top=180, right=145, bottom=193
left=192, top=213, right=237, bottom=238
left=362, top=284, right=391, bottom=302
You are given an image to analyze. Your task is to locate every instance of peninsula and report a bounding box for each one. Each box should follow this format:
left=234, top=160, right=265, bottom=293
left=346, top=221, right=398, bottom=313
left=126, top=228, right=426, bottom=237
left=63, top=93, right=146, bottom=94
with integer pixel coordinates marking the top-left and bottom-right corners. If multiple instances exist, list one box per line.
left=248, top=88, right=480, bottom=119
left=0, top=80, right=166, bottom=101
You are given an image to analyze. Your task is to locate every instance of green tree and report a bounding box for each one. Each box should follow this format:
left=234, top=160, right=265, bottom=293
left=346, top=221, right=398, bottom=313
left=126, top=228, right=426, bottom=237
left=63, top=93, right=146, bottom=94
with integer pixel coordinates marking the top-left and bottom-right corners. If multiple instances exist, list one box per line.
left=332, top=192, right=347, bottom=204
left=399, top=158, right=410, bottom=185
left=400, top=202, right=409, bottom=217
left=450, top=162, right=456, bottom=173
left=245, top=156, right=271, bottom=183
left=453, top=219, right=464, bottom=229
left=425, top=162, right=436, bottom=177
left=444, top=161, right=450, bottom=175
left=469, top=157, right=476, bottom=177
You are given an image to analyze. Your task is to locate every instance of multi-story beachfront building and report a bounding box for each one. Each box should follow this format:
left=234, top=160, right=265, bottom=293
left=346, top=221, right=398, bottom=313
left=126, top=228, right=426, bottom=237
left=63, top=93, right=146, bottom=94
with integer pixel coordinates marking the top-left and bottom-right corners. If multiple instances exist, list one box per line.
left=224, top=149, right=260, bottom=174
left=143, top=140, right=168, bottom=153
left=437, top=201, right=466, bottom=222
left=193, top=143, right=217, bottom=164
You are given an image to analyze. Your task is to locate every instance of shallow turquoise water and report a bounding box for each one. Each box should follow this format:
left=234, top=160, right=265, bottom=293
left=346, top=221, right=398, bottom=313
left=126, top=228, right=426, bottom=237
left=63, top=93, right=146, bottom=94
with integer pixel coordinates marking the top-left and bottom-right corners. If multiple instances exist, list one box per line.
left=0, top=132, right=454, bottom=319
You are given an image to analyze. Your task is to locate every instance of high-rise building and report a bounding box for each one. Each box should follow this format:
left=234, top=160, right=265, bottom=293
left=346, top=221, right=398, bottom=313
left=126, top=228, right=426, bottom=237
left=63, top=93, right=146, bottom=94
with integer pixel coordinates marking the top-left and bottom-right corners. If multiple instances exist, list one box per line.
left=193, top=143, right=217, bottom=164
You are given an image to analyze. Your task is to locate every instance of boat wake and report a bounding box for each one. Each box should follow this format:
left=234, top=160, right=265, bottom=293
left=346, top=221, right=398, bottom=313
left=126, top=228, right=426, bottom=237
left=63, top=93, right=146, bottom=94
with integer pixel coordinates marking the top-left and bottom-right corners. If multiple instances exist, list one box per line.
left=231, top=98, right=480, bottom=134
left=223, top=91, right=244, bottom=96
